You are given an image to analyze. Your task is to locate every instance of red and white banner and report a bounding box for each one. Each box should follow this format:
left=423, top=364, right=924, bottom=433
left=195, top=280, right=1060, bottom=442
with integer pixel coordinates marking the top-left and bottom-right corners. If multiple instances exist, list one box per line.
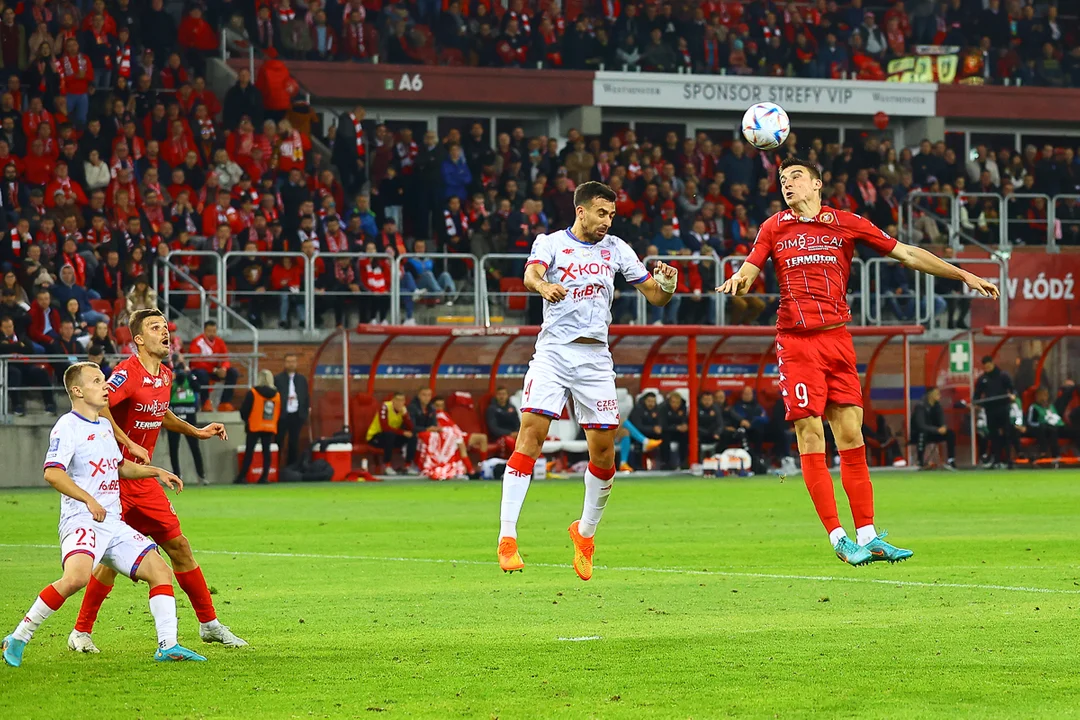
left=963, top=252, right=1080, bottom=327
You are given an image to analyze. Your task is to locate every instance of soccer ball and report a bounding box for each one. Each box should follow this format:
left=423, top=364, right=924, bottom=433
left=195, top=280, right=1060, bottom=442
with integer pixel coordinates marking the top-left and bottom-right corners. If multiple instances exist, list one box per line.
left=741, top=102, right=790, bottom=151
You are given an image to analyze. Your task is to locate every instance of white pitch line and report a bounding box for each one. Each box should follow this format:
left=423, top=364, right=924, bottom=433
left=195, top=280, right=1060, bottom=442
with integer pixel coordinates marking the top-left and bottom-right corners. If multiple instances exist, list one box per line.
left=2, top=543, right=1079, bottom=596
left=557, top=636, right=602, bottom=642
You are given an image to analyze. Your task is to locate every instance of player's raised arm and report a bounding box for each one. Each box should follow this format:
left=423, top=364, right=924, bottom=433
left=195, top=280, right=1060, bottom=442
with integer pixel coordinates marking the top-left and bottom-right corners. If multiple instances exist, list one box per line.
left=887, top=242, right=1000, bottom=298
left=43, top=467, right=106, bottom=521
left=716, top=260, right=762, bottom=296
left=634, top=261, right=677, bottom=306
left=163, top=409, right=229, bottom=441
left=523, top=261, right=567, bottom=303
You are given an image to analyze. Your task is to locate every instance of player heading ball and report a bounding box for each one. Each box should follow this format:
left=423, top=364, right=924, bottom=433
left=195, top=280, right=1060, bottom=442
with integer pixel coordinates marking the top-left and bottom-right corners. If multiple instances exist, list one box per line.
left=718, top=157, right=999, bottom=566
left=497, top=181, right=678, bottom=580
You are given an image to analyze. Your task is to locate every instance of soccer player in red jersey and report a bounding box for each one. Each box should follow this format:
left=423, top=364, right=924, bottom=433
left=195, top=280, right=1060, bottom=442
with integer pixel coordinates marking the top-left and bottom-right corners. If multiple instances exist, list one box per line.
left=66, top=308, right=248, bottom=653
left=718, top=157, right=999, bottom=566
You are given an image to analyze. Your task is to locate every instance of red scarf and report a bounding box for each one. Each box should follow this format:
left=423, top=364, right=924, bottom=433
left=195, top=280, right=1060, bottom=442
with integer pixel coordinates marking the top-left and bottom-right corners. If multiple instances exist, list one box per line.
left=62, top=252, right=87, bottom=287
left=115, top=43, right=131, bottom=78
left=444, top=208, right=468, bottom=237
left=347, top=21, right=365, bottom=57
left=324, top=229, right=347, bottom=253
left=278, top=6, right=296, bottom=23
left=396, top=141, right=417, bottom=174
left=350, top=113, right=365, bottom=158
left=61, top=53, right=88, bottom=79
left=8, top=228, right=28, bottom=256
left=196, top=117, right=216, bottom=143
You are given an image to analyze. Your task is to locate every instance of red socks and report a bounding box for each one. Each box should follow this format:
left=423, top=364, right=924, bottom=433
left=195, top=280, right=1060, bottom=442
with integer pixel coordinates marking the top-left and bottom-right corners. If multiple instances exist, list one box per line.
left=839, top=446, right=875, bottom=529
left=507, top=451, right=536, bottom=477
left=461, top=453, right=475, bottom=474
left=800, top=452, right=841, bottom=533
left=149, top=584, right=174, bottom=599
left=40, top=584, right=66, bottom=611
left=175, top=567, right=217, bottom=623
left=74, top=575, right=113, bottom=633
left=587, top=462, right=616, bottom=481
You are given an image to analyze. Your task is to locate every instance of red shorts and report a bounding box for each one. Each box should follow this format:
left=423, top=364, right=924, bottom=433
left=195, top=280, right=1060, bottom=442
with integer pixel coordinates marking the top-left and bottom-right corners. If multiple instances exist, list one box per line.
left=776, top=325, right=863, bottom=421
left=120, top=479, right=183, bottom=544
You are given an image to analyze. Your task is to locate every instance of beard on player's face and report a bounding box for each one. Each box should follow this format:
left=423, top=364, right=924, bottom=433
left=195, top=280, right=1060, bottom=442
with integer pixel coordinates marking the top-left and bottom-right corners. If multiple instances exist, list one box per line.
left=579, top=202, right=614, bottom=242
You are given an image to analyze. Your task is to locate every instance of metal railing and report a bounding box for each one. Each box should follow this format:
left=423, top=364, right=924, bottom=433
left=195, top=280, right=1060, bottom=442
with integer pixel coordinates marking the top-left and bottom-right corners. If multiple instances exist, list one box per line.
left=924, top=257, right=1009, bottom=330
left=718, top=255, right=867, bottom=326
left=954, top=192, right=1006, bottom=250
left=1004, top=193, right=1052, bottom=248
left=1052, top=194, right=1080, bottom=250
left=480, top=252, right=530, bottom=327
left=903, top=191, right=955, bottom=246
left=395, top=252, right=482, bottom=326
left=222, top=251, right=311, bottom=331
left=162, top=250, right=225, bottom=328
left=637, top=254, right=722, bottom=326
left=864, top=257, right=932, bottom=326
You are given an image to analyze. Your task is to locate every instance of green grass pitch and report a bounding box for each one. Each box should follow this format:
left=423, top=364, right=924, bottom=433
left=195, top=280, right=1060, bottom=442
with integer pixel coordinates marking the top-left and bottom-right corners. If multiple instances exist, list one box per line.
left=2, top=471, right=1080, bottom=719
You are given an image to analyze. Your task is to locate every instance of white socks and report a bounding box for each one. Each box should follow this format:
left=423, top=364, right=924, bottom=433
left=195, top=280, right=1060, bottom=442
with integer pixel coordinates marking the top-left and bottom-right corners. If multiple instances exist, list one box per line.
left=579, top=464, right=615, bottom=538
left=828, top=527, right=848, bottom=547
left=855, top=524, right=878, bottom=546
left=149, top=587, right=178, bottom=649
left=13, top=594, right=60, bottom=642
left=499, top=454, right=534, bottom=540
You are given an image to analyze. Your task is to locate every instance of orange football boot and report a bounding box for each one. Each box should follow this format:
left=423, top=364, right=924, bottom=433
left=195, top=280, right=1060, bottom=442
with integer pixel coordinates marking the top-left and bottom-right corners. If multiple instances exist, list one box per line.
left=567, top=521, right=595, bottom=581
left=498, top=536, right=524, bottom=573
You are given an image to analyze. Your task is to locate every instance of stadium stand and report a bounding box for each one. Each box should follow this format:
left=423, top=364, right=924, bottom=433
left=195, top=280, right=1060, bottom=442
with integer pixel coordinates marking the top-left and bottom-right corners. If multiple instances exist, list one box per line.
left=0, top=0, right=1077, bottom=473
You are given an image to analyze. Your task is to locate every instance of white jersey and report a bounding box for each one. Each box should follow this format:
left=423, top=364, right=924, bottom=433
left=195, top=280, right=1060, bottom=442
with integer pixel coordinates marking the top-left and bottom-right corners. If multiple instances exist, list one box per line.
left=44, top=411, right=123, bottom=528
left=526, top=228, right=649, bottom=349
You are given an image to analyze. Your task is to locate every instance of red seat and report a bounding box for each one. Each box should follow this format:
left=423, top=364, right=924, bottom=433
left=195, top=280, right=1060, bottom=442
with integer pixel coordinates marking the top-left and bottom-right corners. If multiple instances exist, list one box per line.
left=90, top=299, right=112, bottom=318
left=114, top=326, right=132, bottom=346
left=500, top=277, right=527, bottom=311
left=202, top=275, right=219, bottom=292
left=113, top=298, right=126, bottom=318
left=440, top=48, right=464, bottom=66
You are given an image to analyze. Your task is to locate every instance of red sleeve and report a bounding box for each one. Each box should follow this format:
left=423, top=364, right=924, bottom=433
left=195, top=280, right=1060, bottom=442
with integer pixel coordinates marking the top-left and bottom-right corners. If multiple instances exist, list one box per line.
left=215, top=337, right=231, bottom=369
left=202, top=206, right=217, bottom=236
left=744, top=216, right=774, bottom=268
left=849, top=212, right=897, bottom=255
left=106, top=361, right=138, bottom=405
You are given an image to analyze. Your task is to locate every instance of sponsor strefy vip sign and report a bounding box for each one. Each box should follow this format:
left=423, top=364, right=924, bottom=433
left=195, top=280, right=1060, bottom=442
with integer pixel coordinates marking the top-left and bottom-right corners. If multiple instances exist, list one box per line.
left=592, top=72, right=937, bottom=117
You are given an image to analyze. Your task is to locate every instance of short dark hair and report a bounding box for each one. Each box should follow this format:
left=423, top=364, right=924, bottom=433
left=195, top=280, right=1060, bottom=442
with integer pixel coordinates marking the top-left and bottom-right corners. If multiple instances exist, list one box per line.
left=88, top=343, right=105, bottom=356
left=779, top=156, right=822, bottom=182
left=130, top=308, right=166, bottom=340
left=204, top=320, right=217, bottom=329
left=573, top=181, right=617, bottom=208
left=981, top=355, right=994, bottom=364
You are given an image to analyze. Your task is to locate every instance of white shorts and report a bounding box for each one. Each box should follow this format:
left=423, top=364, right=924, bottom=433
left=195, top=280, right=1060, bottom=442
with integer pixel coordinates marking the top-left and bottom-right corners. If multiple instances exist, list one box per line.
left=521, top=344, right=620, bottom=429
left=59, top=517, right=157, bottom=579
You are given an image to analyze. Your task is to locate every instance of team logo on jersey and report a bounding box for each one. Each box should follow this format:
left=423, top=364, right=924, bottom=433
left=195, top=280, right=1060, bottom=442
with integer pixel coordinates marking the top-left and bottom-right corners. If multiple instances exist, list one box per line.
left=142, top=376, right=154, bottom=386
left=49, top=437, right=59, bottom=452
left=819, top=212, right=835, bottom=223
left=87, top=434, right=95, bottom=441
left=107, top=370, right=127, bottom=389
left=600, top=249, right=611, bottom=262
left=562, top=248, right=575, bottom=255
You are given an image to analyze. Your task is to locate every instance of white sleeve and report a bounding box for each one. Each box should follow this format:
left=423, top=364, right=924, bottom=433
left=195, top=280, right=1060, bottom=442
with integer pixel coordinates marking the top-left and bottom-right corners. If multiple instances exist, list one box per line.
left=525, top=233, right=555, bottom=271
left=616, top=239, right=650, bottom=285
left=44, top=419, right=75, bottom=472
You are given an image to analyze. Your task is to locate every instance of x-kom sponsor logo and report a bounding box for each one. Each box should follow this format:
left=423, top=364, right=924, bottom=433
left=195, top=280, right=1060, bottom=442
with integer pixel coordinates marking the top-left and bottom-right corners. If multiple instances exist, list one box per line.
left=558, top=261, right=615, bottom=283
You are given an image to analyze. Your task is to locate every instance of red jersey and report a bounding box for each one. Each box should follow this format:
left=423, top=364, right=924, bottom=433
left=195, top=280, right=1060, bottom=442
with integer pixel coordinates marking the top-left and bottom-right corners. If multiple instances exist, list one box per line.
left=107, top=354, right=173, bottom=464
left=746, top=208, right=896, bottom=332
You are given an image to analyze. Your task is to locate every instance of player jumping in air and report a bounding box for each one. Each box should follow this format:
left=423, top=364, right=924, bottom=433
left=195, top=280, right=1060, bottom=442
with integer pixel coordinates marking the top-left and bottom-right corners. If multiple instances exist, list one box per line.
left=718, top=158, right=999, bottom=565
left=498, top=181, right=678, bottom=580
left=3, top=362, right=205, bottom=667
left=66, top=309, right=247, bottom=654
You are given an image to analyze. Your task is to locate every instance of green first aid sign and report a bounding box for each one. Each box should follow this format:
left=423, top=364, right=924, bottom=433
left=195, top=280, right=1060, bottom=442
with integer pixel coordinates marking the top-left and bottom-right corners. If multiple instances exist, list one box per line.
left=949, top=340, right=971, bottom=374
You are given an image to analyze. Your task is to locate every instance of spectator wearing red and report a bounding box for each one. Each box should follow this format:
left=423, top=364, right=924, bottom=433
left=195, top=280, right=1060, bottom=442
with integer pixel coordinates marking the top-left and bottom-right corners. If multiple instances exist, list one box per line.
left=189, top=320, right=240, bottom=412
left=275, top=119, right=310, bottom=174
left=357, top=241, right=391, bottom=324
left=343, top=11, right=368, bottom=61
left=28, top=288, right=61, bottom=351
left=162, top=119, right=198, bottom=169
left=21, top=96, right=55, bottom=145
left=256, top=57, right=296, bottom=120
left=24, top=138, right=56, bottom=187
left=160, top=52, right=190, bottom=90
left=59, top=38, right=93, bottom=126
left=270, top=255, right=304, bottom=328
left=45, top=162, right=88, bottom=208
left=203, top=189, right=243, bottom=236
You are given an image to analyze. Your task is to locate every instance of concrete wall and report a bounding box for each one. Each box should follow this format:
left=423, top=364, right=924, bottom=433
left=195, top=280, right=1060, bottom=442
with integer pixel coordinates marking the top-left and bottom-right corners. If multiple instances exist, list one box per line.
left=0, top=412, right=248, bottom=489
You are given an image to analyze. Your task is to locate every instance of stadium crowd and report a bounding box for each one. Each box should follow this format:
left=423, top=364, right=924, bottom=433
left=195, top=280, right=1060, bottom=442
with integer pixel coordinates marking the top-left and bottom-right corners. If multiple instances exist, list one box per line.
left=229, top=0, right=1079, bottom=86
left=0, top=0, right=1077, bottom=419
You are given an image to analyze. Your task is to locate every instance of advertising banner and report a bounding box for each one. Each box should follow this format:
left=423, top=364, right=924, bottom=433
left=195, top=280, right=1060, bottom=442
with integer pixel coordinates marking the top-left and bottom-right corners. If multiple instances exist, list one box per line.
left=962, top=252, right=1080, bottom=327
left=592, top=71, right=937, bottom=117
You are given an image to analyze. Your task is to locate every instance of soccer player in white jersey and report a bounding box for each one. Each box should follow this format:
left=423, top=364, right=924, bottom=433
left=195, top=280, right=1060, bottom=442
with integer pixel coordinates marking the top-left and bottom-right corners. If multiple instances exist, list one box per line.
left=497, top=181, right=678, bottom=580
left=2, top=362, right=206, bottom=667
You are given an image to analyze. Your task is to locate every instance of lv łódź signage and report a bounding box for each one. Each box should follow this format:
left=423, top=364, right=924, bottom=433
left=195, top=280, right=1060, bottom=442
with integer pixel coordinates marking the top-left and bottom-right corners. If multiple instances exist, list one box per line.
left=592, top=71, right=937, bottom=117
